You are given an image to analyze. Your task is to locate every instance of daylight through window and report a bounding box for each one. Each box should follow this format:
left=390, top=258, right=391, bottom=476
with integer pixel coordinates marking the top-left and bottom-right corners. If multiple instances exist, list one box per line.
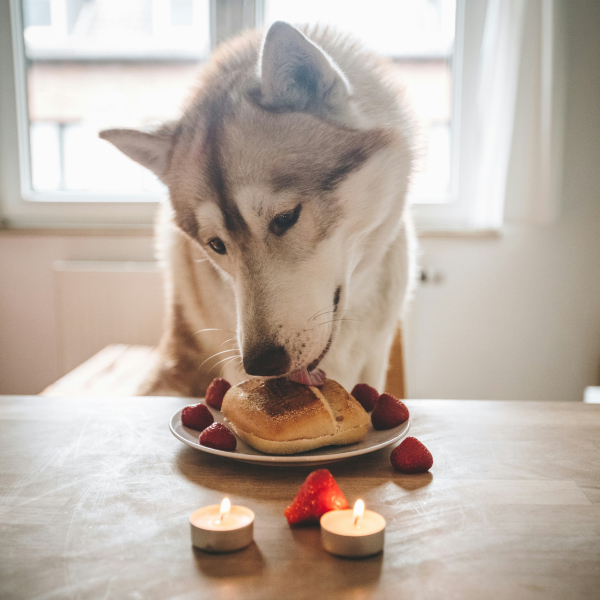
left=21, top=0, right=457, bottom=203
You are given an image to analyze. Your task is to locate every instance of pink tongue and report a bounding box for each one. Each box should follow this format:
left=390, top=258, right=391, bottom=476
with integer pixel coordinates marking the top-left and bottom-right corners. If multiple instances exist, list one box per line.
left=287, top=368, right=326, bottom=386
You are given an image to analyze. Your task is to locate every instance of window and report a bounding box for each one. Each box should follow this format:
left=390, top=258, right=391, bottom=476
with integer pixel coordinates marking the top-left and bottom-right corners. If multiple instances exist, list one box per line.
left=2, top=0, right=532, bottom=230
left=23, top=0, right=209, bottom=196
left=264, top=0, right=458, bottom=205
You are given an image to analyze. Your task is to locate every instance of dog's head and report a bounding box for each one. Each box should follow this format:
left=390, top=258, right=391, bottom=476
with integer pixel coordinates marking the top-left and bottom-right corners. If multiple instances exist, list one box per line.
left=101, top=23, right=407, bottom=382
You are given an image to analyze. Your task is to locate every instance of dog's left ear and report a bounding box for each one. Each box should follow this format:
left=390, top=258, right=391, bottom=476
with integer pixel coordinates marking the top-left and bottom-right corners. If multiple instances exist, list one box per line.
left=99, top=122, right=176, bottom=180
left=259, top=22, right=351, bottom=119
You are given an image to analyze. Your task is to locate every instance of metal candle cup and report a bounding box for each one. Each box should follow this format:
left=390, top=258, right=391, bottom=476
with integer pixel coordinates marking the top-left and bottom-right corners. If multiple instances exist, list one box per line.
left=320, top=500, right=386, bottom=558
left=190, top=498, right=254, bottom=553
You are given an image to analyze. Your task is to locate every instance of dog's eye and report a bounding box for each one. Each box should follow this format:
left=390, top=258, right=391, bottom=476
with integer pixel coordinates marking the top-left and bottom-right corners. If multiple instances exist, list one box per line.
left=208, top=238, right=226, bottom=255
left=270, top=204, right=302, bottom=236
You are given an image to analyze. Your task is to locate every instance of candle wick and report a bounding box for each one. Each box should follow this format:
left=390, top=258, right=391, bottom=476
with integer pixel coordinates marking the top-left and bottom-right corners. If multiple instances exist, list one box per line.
left=353, top=515, right=360, bottom=528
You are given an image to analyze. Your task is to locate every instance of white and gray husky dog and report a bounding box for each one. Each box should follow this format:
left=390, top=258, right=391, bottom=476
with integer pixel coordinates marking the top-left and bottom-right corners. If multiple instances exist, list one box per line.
left=101, top=21, right=417, bottom=397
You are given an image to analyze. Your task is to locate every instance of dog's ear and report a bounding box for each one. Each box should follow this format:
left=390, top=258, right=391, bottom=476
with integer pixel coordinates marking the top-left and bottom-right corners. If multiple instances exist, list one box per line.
left=99, top=123, right=176, bottom=179
left=259, top=22, right=351, bottom=118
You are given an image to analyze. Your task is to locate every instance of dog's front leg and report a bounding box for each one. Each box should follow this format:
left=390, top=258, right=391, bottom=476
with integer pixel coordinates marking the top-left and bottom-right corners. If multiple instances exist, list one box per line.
left=139, top=213, right=241, bottom=398
left=138, top=303, right=218, bottom=398
left=359, top=325, right=403, bottom=395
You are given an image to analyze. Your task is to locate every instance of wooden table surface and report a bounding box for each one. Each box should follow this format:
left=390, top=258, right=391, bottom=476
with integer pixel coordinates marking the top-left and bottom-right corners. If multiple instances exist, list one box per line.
left=0, top=397, right=598, bottom=600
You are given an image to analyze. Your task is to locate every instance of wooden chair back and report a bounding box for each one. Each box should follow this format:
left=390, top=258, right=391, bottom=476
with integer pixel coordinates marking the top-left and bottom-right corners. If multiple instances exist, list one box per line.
left=384, top=325, right=405, bottom=399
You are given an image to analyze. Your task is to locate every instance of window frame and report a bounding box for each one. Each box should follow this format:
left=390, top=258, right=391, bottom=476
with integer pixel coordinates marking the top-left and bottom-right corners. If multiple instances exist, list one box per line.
left=1, top=0, right=486, bottom=231
left=1, top=0, right=164, bottom=228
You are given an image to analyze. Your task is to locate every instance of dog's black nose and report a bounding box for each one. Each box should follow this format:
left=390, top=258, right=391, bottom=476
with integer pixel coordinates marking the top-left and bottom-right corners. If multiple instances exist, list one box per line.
left=243, top=345, right=290, bottom=377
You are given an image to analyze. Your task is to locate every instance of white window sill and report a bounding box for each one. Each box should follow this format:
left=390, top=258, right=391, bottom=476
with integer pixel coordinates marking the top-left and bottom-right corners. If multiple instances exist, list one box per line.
left=0, top=223, right=502, bottom=238
left=417, top=227, right=502, bottom=239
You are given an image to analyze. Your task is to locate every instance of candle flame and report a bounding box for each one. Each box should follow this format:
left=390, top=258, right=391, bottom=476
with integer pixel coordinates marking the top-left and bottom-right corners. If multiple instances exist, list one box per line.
left=218, top=498, right=231, bottom=523
left=353, top=499, right=365, bottom=527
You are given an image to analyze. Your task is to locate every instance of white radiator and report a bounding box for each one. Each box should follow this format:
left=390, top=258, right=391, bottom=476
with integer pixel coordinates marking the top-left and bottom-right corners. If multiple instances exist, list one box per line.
left=52, top=261, right=164, bottom=376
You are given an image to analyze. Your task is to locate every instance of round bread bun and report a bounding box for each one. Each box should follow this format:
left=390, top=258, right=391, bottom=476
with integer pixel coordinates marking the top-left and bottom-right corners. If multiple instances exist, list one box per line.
left=221, top=378, right=370, bottom=455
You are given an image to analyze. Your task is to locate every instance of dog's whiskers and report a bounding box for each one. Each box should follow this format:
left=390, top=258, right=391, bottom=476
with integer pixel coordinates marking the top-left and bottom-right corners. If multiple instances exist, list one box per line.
left=313, top=308, right=359, bottom=320
left=308, top=302, right=337, bottom=322
left=309, top=302, right=359, bottom=324
left=234, top=356, right=244, bottom=370
left=218, top=355, right=240, bottom=377
left=198, top=348, right=240, bottom=370
left=309, top=317, right=363, bottom=331
left=193, top=328, right=236, bottom=336
left=210, top=354, right=242, bottom=375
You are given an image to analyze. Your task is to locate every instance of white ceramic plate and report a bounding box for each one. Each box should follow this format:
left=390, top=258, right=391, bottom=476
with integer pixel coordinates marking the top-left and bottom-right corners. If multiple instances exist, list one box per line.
left=169, top=404, right=410, bottom=467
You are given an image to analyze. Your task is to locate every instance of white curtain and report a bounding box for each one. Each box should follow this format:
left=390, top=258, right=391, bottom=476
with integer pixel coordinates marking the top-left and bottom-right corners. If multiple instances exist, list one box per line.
left=473, top=0, right=563, bottom=228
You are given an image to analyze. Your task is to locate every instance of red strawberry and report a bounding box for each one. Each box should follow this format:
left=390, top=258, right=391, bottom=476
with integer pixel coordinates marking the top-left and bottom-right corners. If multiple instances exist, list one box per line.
left=205, top=378, right=231, bottom=411
left=351, top=383, right=379, bottom=412
left=371, top=393, right=409, bottom=430
left=391, top=437, right=433, bottom=473
left=199, top=423, right=237, bottom=451
left=284, top=469, right=349, bottom=526
left=181, top=403, right=214, bottom=431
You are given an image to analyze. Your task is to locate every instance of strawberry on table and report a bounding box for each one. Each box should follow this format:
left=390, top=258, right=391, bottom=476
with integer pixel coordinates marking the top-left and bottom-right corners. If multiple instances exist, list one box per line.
left=351, top=383, right=379, bottom=412
left=284, top=469, right=349, bottom=525
left=199, top=423, right=237, bottom=451
left=390, top=437, right=433, bottom=474
left=205, top=378, right=232, bottom=411
left=181, top=403, right=214, bottom=431
left=371, top=393, right=410, bottom=430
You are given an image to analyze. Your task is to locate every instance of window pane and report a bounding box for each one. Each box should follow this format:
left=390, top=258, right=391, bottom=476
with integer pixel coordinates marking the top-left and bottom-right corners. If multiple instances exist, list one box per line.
left=22, top=0, right=210, bottom=197
left=24, top=0, right=51, bottom=27
left=265, top=0, right=457, bottom=202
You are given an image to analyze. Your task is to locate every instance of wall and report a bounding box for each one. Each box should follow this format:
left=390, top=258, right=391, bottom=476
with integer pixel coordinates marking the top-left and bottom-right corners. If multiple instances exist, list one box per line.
left=410, top=222, right=600, bottom=401
left=0, top=0, right=599, bottom=399
left=0, top=233, right=156, bottom=394
left=407, top=0, right=600, bottom=401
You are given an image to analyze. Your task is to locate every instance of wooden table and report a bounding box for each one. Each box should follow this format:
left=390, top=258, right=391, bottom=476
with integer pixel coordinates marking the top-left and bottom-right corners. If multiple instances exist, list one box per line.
left=0, top=397, right=598, bottom=600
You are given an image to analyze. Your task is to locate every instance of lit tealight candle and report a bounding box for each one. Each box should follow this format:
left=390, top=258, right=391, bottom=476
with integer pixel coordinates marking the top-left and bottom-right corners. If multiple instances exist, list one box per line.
left=190, top=498, right=254, bottom=553
left=320, top=499, right=386, bottom=558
